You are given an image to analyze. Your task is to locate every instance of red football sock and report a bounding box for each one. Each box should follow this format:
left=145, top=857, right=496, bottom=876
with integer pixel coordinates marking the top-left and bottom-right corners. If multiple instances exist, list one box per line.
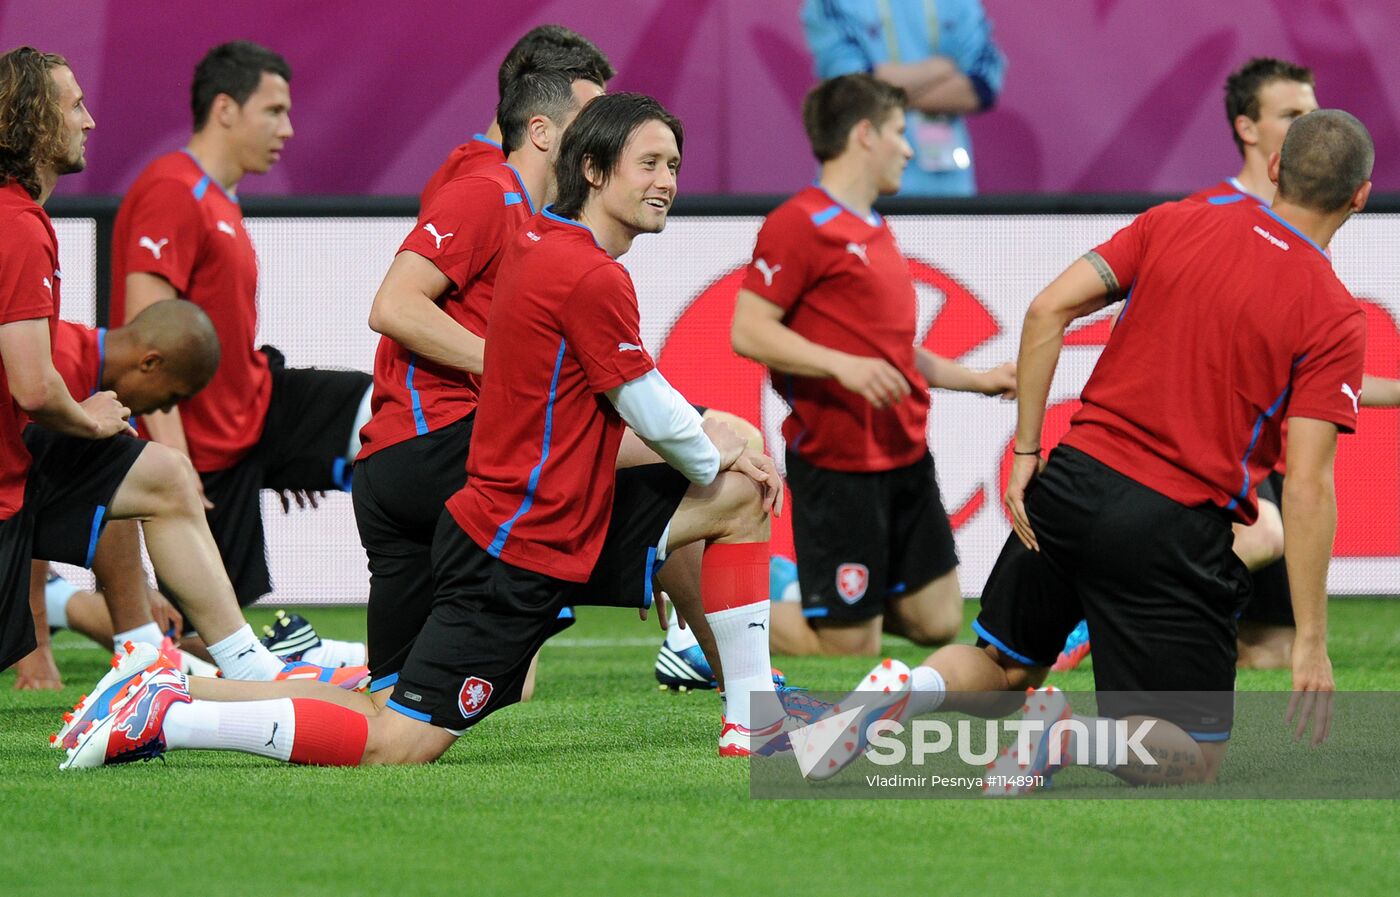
left=700, top=541, right=769, bottom=612
left=288, top=699, right=369, bottom=766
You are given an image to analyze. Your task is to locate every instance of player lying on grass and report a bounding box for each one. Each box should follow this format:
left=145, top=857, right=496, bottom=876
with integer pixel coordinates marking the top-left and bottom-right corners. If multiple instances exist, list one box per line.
left=807, top=108, right=1371, bottom=791
left=0, top=50, right=363, bottom=704
left=58, top=93, right=801, bottom=769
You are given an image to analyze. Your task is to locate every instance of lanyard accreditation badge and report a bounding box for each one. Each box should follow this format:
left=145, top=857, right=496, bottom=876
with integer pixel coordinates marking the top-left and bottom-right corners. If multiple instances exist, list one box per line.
left=877, top=0, right=970, bottom=172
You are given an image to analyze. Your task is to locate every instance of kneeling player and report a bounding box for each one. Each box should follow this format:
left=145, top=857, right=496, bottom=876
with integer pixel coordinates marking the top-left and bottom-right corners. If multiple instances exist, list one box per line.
left=61, top=94, right=796, bottom=769
left=809, top=110, right=1370, bottom=789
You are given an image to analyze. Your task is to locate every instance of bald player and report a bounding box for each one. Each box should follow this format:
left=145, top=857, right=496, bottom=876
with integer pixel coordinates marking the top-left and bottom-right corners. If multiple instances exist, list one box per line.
left=17, top=300, right=218, bottom=689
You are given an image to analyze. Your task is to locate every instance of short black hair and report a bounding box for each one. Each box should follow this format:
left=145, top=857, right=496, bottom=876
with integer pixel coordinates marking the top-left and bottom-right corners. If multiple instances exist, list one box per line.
left=1276, top=109, right=1373, bottom=213
left=552, top=93, right=682, bottom=219
left=497, top=25, right=614, bottom=99
left=498, top=68, right=578, bottom=156
left=801, top=74, right=907, bottom=162
left=191, top=40, right=291, bottom=131
left=1224, top=57, right=1314, bottom=156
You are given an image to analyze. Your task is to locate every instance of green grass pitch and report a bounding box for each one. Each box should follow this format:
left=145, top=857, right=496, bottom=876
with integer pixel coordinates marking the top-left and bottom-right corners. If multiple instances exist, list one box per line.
left=3, top=600, right=1399, bottom=896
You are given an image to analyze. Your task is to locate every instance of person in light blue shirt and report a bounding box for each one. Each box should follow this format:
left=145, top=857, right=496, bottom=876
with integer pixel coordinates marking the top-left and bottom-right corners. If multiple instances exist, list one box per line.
left=802, top=0, right=1006, bottom=196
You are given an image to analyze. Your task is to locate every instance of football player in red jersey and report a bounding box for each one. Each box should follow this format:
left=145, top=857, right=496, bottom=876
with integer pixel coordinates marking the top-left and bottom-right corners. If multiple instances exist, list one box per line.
left=817, top=110, right=1373, bottom=790
left=111, top=42, right=368, bottom=669
left=732, top=74, right=1014, bottom=658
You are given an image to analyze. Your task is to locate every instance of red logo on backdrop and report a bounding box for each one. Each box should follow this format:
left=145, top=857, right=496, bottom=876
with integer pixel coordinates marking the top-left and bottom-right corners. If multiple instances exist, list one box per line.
left=836, top=563, right=870, bottom=603
left=656, top=258, right=1003, bottom=557
left=457, top=676, right=493, bottom=719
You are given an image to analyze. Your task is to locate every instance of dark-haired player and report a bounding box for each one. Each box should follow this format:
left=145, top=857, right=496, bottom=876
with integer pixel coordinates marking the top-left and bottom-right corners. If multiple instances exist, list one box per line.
left=355, top=67, right=600, bottom=707
left=61, top=94, right=796, bottom=769
left=824, top=109, right=1372, bottom=790
left=419, top=25, right=615, bottom=206
left=111, top=41, right=368, bottom=666
left=732, top=74, right=1014, bottom=658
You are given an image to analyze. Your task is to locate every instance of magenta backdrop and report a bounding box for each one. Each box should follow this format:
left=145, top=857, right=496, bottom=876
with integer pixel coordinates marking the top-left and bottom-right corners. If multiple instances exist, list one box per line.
left=4, top=0, right=1397, bottom=195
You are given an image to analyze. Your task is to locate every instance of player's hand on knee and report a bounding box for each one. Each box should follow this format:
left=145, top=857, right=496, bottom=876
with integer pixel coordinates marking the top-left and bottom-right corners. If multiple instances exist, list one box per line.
left=834, top=355, right=909, bottom=409
left=703, top=416, right=748, bottom=470
left=1004, top=453, right=1041, bottom=552
left=727, top=449, right=784, bottom=516
left=80, top=390, right=136, bottom=439
left=1287, top=641, right=1335, bottom=747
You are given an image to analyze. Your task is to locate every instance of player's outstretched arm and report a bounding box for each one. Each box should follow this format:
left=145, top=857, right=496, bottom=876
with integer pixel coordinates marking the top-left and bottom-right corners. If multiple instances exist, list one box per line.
left=1360, top=374, right=1400, bottom=407
left=732, top=288, right=909, bottom=409
left=915, top=350, right=1016, bottom=397
left=1281, top=416, right=1339, bottom=746
left=0, top=318, right=130, bottom=439
left=367, top=251, right=485, bottom=375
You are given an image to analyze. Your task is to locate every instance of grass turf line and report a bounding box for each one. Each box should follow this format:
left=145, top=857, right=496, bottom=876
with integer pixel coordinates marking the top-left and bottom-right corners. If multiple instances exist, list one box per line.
left=1, top=600, right=1398, bottom=896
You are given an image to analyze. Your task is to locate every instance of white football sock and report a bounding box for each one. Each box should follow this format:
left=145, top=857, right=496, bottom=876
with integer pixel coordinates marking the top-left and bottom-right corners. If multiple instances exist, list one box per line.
left=163, top=698, right=294, bottom=761
left=113, top=622, right=164, bottom=651
left=206, top=624, right=285, bottom=681
left=45, top=576, right=77, bottom=629
left=664, top=610, right=699, bottom=652
left=705, top=601, right=781, bottom=730
left=907, top=664, right=946, bottom=716
left=299, top=639, right=367, bottom=668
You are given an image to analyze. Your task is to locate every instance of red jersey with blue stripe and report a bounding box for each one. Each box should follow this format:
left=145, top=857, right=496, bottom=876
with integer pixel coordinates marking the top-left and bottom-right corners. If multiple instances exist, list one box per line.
left=52, top=320, right=103, bottom=400
left=447, top=209, right=656, bottom=582
left=1060, top=197, right=1365, bottom=523
left=111, top=152, right=268, bottom=472
left=419, top=135, right=506, bottom=209
left=741, top=186, right=930, bottom=472
left=357, top=163, right=536, bottom=459
left=0, top=181, right=61, bottom=518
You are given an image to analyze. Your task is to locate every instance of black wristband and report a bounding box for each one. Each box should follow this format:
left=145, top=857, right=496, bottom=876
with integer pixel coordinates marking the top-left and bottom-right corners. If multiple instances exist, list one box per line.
left=1012, top=447, right=1041, bottom=456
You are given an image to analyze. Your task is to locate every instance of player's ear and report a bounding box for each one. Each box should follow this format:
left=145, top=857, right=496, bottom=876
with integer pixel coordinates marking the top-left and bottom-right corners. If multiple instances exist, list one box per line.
left=1267, top=150, right=1281, bottom=186
left=852, top=119, right=874, bottom=151
left=1234, top=114, right=1258, bottom=149
left=1352, top=180, right=1372, bottom=214
left=528, top=114, right=553, bottom=153
left=583, top=154, right=604, bottom=189
left=138, top=351, right=164, bottom=374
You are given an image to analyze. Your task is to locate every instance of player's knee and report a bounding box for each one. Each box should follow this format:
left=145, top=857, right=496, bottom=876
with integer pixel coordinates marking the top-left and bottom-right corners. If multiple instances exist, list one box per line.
left=136, top=444, right=203, bottom=517
left=898, top=603, right=962, bottom=647
left=712, top=470, right=769, bottom=541
left=702, top=409, right=764, bottom=453
left=1193, top=741, right=1228, bottom=783
left=361, top=720, right=451, bottom=766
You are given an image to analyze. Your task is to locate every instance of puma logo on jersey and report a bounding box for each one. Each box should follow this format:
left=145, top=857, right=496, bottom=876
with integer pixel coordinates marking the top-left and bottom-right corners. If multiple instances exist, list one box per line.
left=617, top=342, right=644, bottom=352
left=845, top=242, right=870, bottom=265
left=1342, top=382, right=1360, bottom=414
left=42, top=277, right=51, bottom=292
left=754, top=257, right=782, bottom=286
left=423, top=222, right=454, bottom=249
left=216, top=220, right=237, bottom=237
left=526, top=231, right=541, bottom=242
left=139, top=236, right=169, bottom=259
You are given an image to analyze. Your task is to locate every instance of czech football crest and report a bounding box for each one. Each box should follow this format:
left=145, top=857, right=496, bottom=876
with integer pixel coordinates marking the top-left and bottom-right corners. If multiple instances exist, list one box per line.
left=835, top=563, right=869, bottom=603
left=458, top=676, right=493, bottom=719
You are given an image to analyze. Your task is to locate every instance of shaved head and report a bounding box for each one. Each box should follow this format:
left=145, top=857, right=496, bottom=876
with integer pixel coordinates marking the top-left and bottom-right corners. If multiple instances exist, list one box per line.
left=127, top=299, right=221, bottom=389
left=1276, top=109, right=1374, bottom=213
